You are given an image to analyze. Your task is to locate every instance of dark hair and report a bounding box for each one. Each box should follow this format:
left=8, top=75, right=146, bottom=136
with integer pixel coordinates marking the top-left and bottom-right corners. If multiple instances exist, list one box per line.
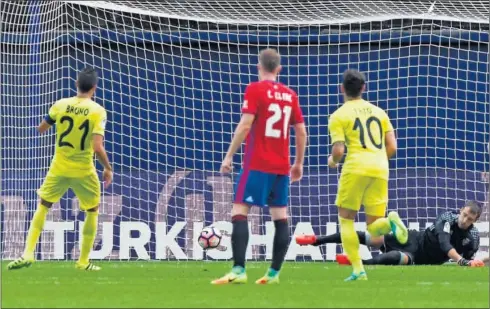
left=259, top=48, right=281, bottom=73
left=342, top=69, right=365, bottom=98
left=77, top=67, right=98, bottom=93
left=464, top=200, right=482, bottom=218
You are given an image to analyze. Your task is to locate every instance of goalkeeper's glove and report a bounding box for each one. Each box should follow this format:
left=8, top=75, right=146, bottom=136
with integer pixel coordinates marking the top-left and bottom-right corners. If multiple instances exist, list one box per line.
left=458, top=258, right=485, bottom=267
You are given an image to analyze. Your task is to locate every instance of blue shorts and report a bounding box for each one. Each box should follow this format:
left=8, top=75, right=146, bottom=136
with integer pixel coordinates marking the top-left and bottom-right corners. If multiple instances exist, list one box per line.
left=233, top=169, right=289, bottom=207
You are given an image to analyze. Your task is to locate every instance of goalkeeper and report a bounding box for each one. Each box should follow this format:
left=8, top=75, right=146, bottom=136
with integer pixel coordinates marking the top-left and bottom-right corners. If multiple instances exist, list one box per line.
left=296, top=200, right=485, bottom=267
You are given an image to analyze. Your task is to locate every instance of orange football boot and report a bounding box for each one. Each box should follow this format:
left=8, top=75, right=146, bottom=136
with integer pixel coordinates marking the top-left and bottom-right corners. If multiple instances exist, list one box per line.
left=335, top=254, right=351, bottom=265
left=295, top=234, right=317, bottom=246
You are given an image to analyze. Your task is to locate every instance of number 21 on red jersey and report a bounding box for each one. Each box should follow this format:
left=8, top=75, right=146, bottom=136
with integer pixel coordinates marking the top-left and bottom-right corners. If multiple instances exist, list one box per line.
left=241, top=82, right=304, bottom=139
left=265, top=103, right=292, bottom=139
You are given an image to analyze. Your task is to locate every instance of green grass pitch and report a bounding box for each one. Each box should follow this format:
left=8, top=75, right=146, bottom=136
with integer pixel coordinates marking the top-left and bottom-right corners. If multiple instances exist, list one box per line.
left=2, top=261, right=488, bottom=308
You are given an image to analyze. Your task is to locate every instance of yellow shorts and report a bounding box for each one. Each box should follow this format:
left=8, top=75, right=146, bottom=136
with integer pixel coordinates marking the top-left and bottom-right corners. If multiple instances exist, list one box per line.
left=335, top=173, right=388, bottom=217
left=37, top=171, right=101, bottom=211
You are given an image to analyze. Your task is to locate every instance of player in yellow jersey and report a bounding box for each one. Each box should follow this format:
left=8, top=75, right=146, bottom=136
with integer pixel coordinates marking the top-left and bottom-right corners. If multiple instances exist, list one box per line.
left=7, top=68, right=113, bottom=271
left=327, top=70, right=407, bottom=281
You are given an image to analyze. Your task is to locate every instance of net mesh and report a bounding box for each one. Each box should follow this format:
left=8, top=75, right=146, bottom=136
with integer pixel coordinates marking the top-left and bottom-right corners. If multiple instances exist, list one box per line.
left=1, top=0, right=488, bottom=261
left=65, top=0, right=490, bottom=24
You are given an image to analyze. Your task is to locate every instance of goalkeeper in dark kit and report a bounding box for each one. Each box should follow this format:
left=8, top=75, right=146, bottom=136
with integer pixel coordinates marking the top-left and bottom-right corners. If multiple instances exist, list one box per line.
left=297, top=200, right=486, bottom=267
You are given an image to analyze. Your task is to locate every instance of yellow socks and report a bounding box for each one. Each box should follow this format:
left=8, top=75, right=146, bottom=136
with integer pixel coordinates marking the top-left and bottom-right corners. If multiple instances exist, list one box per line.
left=367, top=218, right=391, bottom=237
left=22, top=205, right=99, bottom=265
left=78, top=211, right=98, bottom=265
left=23, top=204, right=49, bottom=259
left=339, top=216, right=364, bottom=274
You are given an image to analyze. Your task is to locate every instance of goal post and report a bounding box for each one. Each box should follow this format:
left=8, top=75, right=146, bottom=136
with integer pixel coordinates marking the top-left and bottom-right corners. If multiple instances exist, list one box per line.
left=0, top=0, right=488, bottom=261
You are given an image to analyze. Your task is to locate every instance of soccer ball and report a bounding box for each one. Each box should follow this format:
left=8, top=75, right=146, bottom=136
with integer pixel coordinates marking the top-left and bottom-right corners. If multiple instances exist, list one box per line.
left=198, top=226, right=222, bottom=249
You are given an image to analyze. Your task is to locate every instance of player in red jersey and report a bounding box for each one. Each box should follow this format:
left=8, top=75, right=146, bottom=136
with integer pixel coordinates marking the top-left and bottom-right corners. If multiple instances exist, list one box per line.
left=211, top=49, right=307, bottom=285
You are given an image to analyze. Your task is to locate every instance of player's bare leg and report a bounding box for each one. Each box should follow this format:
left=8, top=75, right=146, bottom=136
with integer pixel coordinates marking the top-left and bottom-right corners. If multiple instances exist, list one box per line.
left=211, top=203, right=249, bottom=284
left=255, top=206, right=288, bottom=285
left=7, top=199, right=52, bottom=270
left=75, top=206, right=101, bottom=271
left=338, top=207, right=367, bottom=281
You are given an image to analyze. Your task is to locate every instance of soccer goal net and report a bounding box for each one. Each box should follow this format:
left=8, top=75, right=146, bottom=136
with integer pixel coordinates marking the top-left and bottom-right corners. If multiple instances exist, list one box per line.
left=1, top=0, right=488, bottom=261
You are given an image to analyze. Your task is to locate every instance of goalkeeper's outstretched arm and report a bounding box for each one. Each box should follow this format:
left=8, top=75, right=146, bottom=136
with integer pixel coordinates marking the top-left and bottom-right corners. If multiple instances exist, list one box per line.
left=433, top=214, right=469, bottom=265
